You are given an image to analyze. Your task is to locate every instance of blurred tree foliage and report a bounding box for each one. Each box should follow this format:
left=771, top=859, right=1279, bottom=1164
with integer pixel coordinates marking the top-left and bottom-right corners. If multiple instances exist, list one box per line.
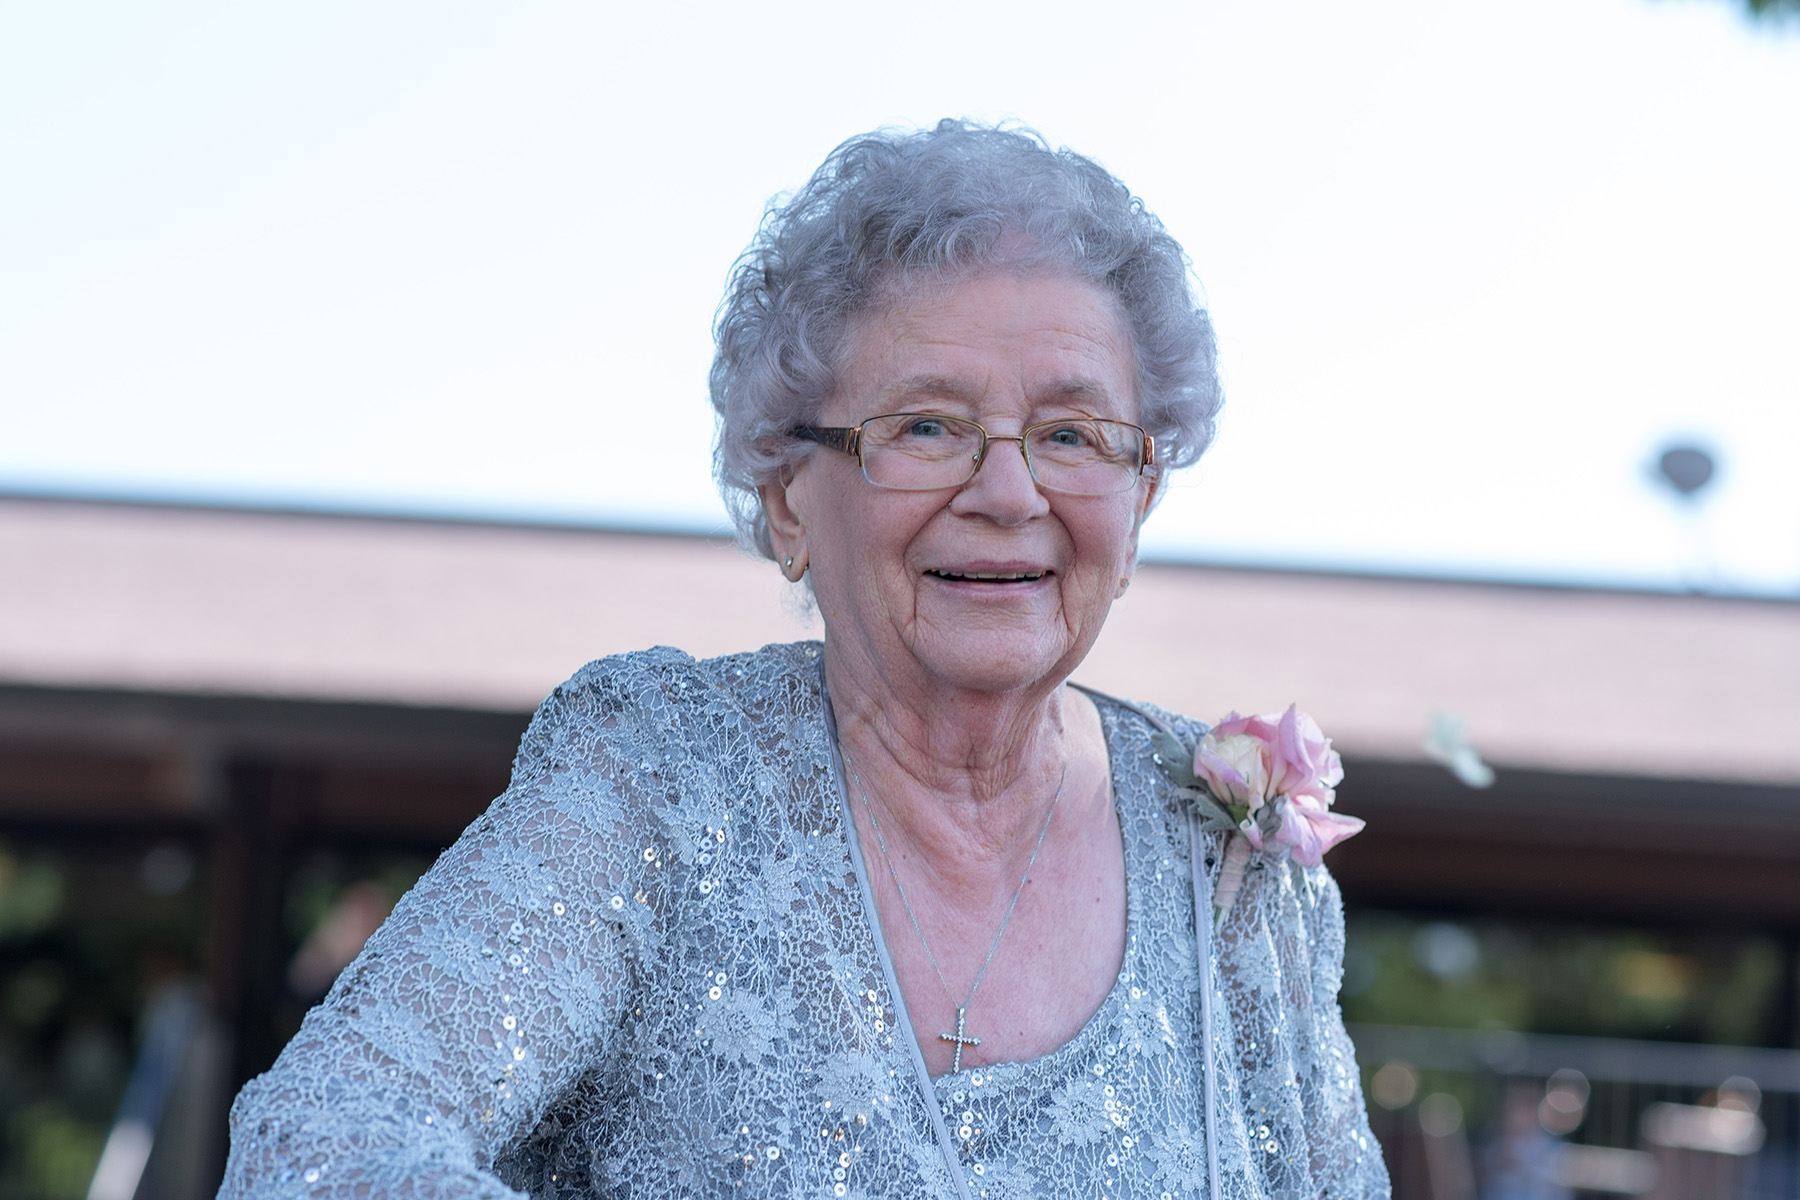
left=0, top=838, right=205, bottom=1200
left=1341, top=910, right=1795, bottom=1048
left=0, top=835, right=430, bottom=1199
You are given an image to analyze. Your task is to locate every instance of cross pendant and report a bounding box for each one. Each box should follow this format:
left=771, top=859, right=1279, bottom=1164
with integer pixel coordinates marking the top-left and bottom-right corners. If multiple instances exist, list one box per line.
left=939, top=1005, right=982, bottom=1074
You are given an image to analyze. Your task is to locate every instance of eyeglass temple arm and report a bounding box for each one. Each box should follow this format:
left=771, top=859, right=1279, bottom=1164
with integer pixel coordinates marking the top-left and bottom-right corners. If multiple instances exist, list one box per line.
left=791, top=426, right=861, bottom=456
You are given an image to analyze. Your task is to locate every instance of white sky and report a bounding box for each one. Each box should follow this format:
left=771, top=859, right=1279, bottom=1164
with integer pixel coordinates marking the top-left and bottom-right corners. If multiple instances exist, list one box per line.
left=3, top=0, right=1797, bottom=594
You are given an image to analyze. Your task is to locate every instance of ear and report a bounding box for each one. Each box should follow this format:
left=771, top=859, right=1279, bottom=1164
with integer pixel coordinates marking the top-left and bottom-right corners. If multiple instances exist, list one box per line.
left=1114, top=541, right=1139, bottom=599
left=1116, top=473, right=1160, bottom=598
left=760, top=474, right=809, bottom=579
left=1133, top=470, right=1164, bottom=531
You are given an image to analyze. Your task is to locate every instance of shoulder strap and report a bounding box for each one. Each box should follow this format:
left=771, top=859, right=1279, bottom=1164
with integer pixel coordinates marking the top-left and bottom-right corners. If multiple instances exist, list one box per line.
left=1066, top=680, right=1183, bottom=739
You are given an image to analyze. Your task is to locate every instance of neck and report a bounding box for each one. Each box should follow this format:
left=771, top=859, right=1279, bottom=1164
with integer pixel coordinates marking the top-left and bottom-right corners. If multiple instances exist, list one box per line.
left=829, top=646, right=1063, bottom=778
left=823, top=645, right=1104, bottom=885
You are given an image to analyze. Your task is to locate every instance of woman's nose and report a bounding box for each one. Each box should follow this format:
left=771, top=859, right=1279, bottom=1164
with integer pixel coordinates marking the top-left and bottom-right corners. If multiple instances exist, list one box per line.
left=952, top=434, right=1050, bottom=523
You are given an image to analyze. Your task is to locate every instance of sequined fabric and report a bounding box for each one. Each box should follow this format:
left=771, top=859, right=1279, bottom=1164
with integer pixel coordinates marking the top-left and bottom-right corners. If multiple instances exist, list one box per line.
left=220, top=641, right=1389, bottom=1199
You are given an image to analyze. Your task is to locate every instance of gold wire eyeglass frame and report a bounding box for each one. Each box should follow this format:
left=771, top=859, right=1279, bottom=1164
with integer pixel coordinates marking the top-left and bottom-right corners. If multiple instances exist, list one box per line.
left=791, top=413, right=1156, bottom=496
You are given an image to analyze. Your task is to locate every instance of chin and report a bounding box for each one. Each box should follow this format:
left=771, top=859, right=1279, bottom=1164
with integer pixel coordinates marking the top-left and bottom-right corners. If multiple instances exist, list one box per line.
left=915, top=632, right=1084, bottom=697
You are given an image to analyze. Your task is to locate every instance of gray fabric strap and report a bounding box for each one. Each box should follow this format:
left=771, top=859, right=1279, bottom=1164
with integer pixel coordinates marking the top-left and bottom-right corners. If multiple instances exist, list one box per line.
left=1192, top=814, right=1223, bottom=1200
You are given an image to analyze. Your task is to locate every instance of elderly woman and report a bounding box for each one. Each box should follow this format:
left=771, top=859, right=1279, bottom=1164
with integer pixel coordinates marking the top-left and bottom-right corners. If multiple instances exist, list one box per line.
left=220, top=121, right=1387, bottom=1199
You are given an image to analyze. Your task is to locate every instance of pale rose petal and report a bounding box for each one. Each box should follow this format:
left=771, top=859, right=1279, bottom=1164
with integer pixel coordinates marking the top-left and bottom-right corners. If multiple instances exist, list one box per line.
left=1194, top=732, right=1269, bottom=808
left=1210, top=711, right=1253, bottom=738
left=1267, top=705, right=1310, bottom=798
left=1275, top=805, right=1366, bottom=868
left=1194, top=754, right=1252, bottom=806
left=1272, top=807, right=1322, bottom=865
left=1240, top=712, right=1282, bottom=745
left=1266, top=706, right=1343, bottom=803
left=1296, top=711, right=1344, bottom=784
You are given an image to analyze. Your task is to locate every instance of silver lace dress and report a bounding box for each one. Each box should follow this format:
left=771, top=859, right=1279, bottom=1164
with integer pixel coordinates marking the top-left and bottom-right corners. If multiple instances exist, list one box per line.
left=220, top=641, right=1389, bottom=1199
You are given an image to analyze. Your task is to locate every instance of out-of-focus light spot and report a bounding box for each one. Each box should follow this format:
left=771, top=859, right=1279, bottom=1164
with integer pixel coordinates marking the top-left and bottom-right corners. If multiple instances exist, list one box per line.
left=1371, top=1061, right=1419, bottom=1110
left=1418, top=1092, right=1464, bottom=1138
left=1412, top=922, right=1481, bottom=981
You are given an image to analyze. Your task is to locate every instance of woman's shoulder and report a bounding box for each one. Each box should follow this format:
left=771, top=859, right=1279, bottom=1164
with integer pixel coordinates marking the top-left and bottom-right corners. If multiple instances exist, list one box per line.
left=547, top=639, right=823, bottom=707
left=1076, top=686, right=1212, bottom=847
left=517, top=641, right=824, bottom=755
left=496, top=640, right=829, bottom=821
left=1074, top=683, right=1210, bottom=749
left=457, top=640, right=830, bottom=894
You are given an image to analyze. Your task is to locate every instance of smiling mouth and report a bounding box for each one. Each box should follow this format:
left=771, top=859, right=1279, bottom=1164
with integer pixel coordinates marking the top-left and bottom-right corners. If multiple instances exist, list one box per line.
left=925, top=570, right=1048, bottom=583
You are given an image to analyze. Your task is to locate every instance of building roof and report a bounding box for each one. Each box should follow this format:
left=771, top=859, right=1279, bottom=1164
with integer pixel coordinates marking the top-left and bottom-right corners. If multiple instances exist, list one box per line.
left=4, top=493, right=1796, bottom=785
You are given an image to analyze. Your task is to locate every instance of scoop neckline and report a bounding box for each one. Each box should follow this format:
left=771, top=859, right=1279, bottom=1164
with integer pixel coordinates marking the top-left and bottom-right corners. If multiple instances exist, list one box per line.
left=828, top=684, right=1145, bottom=1086
left=922, top=694, right=1144, bottom=1090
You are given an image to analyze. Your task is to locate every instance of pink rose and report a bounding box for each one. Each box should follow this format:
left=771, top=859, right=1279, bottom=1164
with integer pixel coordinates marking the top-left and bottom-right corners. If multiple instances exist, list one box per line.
left=1191, top=731, right=1271, bottom=811
left=1193, top=704, right=1360, bottom=868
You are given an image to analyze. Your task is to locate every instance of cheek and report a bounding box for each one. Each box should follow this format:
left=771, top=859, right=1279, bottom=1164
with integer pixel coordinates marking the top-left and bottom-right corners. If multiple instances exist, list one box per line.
left=788, top=468, right=863, bottom=557
left=807, top=488, right=933, bottom=599
left=1074, top=505, right=1141, bottom=572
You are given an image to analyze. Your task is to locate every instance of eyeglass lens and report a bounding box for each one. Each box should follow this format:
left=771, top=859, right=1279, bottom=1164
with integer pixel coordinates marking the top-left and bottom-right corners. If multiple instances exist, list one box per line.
left=858, top=414, right=1142, bottom=495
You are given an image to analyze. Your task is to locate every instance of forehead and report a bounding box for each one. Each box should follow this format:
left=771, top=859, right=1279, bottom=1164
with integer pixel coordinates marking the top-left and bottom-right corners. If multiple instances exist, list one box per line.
left=831, top=269, right=1138, bottom=421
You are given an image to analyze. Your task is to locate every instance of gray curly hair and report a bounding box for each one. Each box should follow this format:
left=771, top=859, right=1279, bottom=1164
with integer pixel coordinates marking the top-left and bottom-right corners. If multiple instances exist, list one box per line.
left=709, top=119, right=1221, bottom=559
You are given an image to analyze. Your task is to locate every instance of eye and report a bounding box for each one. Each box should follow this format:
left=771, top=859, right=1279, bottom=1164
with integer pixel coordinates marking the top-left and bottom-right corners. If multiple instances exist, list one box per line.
left=1034, top=421, right=1104, bottom=452
left=903, top=417, right=950, bottom=439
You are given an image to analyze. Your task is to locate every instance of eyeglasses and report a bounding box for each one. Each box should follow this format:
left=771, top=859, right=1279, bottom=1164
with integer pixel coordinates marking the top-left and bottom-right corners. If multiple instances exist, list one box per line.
left=792, top=413, right=1155, bottom=496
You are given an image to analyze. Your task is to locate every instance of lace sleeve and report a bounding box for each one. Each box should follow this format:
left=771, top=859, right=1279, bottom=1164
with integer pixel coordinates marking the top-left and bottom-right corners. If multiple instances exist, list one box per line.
left=217, top=672, right=641, bottom=1199
left=1212, top=850, right=1389, bottom=1199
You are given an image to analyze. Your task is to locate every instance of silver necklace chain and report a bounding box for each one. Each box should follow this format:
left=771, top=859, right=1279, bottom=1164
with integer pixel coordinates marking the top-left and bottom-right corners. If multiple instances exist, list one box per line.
left=847, top=759, right=1066, bottom=1074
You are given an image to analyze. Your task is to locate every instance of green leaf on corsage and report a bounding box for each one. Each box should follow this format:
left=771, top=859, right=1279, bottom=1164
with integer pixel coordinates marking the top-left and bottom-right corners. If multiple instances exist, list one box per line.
left=1151, top=731, right=1200, bottom=789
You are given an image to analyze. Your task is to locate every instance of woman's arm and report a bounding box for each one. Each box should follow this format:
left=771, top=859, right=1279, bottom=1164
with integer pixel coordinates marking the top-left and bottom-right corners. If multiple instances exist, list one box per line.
left=218, top=678, right=639, bottom=1199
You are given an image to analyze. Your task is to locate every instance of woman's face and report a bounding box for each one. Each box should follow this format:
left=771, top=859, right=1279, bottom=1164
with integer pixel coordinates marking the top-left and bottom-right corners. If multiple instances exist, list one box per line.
left=764, top=269, right=1157, bottom=700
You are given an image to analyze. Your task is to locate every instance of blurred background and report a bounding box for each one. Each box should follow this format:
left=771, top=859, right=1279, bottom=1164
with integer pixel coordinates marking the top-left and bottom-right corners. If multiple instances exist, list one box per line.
left=1, top=0, right=1797, bottom=1196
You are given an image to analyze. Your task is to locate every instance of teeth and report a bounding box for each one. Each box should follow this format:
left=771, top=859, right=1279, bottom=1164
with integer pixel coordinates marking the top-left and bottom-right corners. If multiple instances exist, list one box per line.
left=929, top=570, right=1045, bottom=582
